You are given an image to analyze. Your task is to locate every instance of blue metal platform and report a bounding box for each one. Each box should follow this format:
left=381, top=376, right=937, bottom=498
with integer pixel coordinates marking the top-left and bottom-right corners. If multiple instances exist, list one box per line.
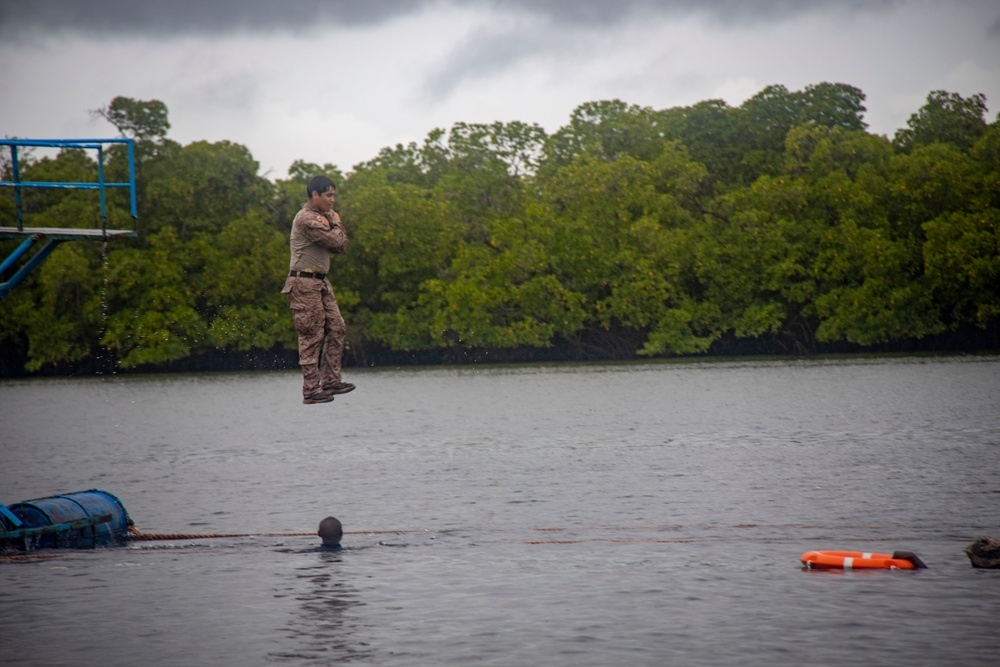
left=0, top=138, right=138, bottom=299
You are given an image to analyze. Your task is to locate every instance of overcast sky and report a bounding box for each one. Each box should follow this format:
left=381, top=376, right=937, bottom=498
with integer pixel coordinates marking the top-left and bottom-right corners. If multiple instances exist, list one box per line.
left=1, top=0, right=998, bottom=179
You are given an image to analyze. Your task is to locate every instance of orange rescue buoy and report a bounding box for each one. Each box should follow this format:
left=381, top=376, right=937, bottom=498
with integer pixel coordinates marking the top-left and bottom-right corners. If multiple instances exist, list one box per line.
left=800, top=550, right=926, bottom=570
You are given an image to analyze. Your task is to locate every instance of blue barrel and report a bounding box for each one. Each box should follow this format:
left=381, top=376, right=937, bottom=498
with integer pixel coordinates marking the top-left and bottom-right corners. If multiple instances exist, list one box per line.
left=3, top=489, right=130, bottom=549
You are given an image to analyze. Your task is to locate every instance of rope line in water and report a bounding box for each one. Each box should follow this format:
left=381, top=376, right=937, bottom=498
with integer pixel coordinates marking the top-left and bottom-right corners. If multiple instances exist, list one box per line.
left=0, top=553, right=64, bottom=562
left=526, top=538, right=719, bottom=545
left=523, top=522, right=980, bottom=545
left=126, top=522, right=977, bottom=542
left=530, top=523, right=982, bottom=532
left=524, top=536, right=930, bottom=545
left=4, top=523, right=972, bottom=555
left=127, top=529, right=419, bottom=541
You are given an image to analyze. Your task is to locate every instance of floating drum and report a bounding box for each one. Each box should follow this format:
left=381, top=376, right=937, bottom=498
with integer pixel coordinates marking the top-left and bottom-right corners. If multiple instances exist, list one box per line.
left=0, top=489, right=131, bottom=550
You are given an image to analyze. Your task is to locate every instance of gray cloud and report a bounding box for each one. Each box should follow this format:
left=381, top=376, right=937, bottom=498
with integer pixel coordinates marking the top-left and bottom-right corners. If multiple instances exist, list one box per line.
left=1, top=0, right=996, bottom=177
left=0, top=0, right=906, bottom=39
left=418, top=0, right=909, bottom=100
left=423, top=25, right=557, bottom=98
left=491, top=0, right=904, bottom=26
left=0, top=0, right=429, bottom=38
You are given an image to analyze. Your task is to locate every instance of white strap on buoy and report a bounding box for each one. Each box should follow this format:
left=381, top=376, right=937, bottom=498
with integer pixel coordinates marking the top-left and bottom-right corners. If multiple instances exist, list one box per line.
left=843, top=557, right=854, bottom=569
left=863, top=552, right=873, bottom=558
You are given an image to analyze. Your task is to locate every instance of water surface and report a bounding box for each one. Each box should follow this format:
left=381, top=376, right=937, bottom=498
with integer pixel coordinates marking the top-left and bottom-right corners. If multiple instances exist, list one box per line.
left=2, top=356, right=999, bottom=665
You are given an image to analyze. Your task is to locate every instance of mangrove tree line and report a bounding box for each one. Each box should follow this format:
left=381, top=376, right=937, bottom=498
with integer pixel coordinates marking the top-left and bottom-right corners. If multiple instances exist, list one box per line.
left=1, top=83, right=997, bottom=375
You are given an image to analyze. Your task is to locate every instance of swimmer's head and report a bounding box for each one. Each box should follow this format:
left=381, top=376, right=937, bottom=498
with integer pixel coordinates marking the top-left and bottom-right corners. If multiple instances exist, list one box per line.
left=318, top=516, right=343, bottom=547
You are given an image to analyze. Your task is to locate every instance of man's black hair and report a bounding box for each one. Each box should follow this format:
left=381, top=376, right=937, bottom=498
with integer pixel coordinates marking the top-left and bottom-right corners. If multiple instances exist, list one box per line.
left=318, top=516, right=343, bottom=547
left=307, top=175, right=336, bottom=198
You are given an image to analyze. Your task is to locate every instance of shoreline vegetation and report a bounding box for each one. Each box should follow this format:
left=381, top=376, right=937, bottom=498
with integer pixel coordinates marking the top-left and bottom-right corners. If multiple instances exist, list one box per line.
left=2, top=84, right=998, bottom=377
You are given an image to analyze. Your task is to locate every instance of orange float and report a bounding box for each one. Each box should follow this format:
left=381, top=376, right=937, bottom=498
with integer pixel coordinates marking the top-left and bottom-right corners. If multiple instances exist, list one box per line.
left=800, top=550, right=927, bottom=570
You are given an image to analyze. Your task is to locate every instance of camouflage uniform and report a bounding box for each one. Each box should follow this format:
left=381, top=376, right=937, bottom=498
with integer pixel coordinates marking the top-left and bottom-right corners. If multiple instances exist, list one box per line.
left=281, top=203, right=348, bottom=399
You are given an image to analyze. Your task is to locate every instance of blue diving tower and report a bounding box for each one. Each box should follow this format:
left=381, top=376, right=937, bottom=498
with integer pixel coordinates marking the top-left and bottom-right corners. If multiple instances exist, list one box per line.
left=0, top=138, right=138, bottom=299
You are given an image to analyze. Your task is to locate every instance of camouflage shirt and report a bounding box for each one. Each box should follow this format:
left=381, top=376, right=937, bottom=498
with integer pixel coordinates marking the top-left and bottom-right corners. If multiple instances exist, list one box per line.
left=287, top=203, right=347, bottom=274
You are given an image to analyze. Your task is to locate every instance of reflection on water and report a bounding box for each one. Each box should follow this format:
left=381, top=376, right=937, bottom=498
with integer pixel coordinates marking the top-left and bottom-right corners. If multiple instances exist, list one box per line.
left=272, top=551, right=374, bottom=664
left=2, top=355, right=999, bottom=666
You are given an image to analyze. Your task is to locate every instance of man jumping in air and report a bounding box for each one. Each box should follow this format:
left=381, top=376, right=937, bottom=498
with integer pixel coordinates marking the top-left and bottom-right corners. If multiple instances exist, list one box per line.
left=281, top=175, right=355, bottom=404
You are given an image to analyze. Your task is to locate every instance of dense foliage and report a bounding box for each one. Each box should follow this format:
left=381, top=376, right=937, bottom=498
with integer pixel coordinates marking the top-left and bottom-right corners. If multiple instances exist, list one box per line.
left=2, top=84, right=998, bottom=375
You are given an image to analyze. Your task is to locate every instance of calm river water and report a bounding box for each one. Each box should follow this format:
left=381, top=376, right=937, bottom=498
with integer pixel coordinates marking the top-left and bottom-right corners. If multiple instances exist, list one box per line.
left=2, top=355, right=999, bottom=666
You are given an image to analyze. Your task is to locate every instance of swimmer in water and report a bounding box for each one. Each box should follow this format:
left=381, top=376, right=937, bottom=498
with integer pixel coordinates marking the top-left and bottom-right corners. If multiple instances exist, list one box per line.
left=318, top=516, right=343, bottom=550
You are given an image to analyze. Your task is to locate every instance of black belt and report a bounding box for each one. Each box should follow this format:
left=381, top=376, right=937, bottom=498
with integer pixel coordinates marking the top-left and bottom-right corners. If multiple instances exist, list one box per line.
left=289, top=270, right=326, bottom=280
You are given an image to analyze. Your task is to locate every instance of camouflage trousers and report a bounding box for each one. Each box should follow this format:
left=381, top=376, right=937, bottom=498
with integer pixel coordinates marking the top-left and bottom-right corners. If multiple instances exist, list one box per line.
left=284, top=278, right=346, bottom=398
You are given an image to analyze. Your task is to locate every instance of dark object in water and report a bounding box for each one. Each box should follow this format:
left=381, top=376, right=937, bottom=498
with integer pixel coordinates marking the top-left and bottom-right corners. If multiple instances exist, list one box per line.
left=0, top=489, right=131, bottom=551
left=891, top=550, right=928, bottom=569
left=964, top=535, right=1000, bottom=568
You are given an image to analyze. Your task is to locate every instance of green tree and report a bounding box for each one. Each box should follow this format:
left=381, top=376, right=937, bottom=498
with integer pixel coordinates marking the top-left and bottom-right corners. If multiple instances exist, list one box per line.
left=922, top=124, right=1000, bottom=330
left=343, top=121, right=558, bottom=355
left=197, top=214, right=296, bottom=353
left=93, top=96, right=170, bottom=142
left=341, top=164, right=460, bottom=351
left=100, top=227, right=208, bottom=368
left=731, top=83, right=868, bottom=186
left=888, top=142, right=979, bottom=242
left=659, top=99, right=744, bottom=188
left=796, top=82, right=868, bottom=132
left=537, top=146, right=713, bottom=357
left=704, top=173, right=819, bottom=352
left=781, top=124, right=942, bottom=345
left=735, top=84, right=801, bottom=183
left=894, top=90, right=989, bottom=152
left=142, top=140, right=272, bottom=237
left=11, top=243, right=106, bottom=371
left=93, top=96, right=180, bottom=228
left=544, top=99, right=666, bottom=167
left=923, top=210, right=1000, bottom=330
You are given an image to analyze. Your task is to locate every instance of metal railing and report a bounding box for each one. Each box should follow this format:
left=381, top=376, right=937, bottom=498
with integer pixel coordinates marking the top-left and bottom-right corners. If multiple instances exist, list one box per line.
left=0, top=138, right=138, bottom=298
